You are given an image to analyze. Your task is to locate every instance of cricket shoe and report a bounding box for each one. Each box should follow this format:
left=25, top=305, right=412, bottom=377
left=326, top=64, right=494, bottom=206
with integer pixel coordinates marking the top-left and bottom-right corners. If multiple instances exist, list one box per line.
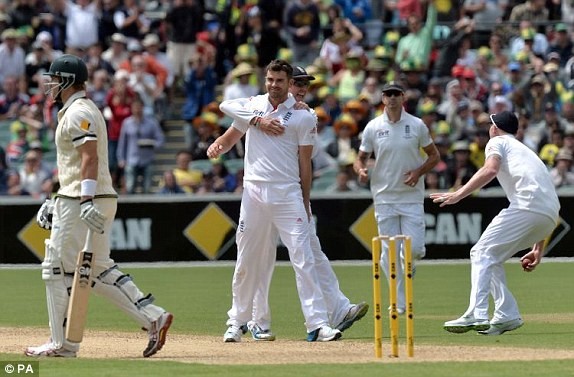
left=248, top=324, right=276, bottom=341
left=143, top=311, right=173, bottom=357
left=336, top=302, right=369, bottom=331
left=478, top=318, right=524, bottom=336
left=25, top=342, right=77, bottom=358
left=444, top=315, right=490, bottom=333
left=307, top=326, right=342, bottom=342
left=223, top=324, right=248, bottom=342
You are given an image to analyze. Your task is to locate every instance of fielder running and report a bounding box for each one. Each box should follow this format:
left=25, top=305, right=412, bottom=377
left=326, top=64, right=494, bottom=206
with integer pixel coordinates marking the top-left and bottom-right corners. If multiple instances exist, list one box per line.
left=28, top=55, right=172, bottom=358
left=431, top=111, right=560, bottom=335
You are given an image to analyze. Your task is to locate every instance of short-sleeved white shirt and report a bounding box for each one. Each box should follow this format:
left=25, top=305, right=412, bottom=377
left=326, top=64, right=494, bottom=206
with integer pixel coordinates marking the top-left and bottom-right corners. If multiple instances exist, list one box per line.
left=485, top=135, right=560, bottom=221
left=360, top=109, right=433, bottom=204
left=56, top=91, right=116, bottom=198
left=231, top=94, right=317, bottom=184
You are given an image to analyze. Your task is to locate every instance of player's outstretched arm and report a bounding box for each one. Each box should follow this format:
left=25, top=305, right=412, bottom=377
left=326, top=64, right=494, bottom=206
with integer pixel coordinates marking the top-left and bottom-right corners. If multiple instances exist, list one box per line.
left=207, top=127, right=244, bottom=159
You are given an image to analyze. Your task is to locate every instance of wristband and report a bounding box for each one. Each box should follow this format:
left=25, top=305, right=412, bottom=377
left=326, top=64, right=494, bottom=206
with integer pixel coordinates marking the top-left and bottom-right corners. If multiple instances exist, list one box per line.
left=253, top=117, right=261, bottom=128
left=81, top=179, right=97, bottom=197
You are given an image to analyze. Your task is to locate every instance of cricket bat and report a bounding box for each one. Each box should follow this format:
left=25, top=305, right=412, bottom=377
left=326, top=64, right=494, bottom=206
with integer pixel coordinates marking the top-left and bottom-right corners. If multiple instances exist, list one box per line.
left=65, top=229, right=94, bottom=343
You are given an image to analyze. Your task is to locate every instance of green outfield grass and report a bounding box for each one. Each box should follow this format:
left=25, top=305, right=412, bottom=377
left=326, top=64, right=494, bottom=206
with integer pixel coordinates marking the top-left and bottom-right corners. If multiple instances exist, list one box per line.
left=0, top=260, right=573, bottom=376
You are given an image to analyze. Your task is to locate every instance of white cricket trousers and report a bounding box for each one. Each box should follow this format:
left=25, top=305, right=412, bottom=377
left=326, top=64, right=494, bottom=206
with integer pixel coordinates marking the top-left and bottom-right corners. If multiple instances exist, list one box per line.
left=462, top=208, right=556, bottom=323
left=227, top=181, right=330, bottom=332
left=375, top=203, right=426, bottom=311
left=250, top=216, right=352, bottom=330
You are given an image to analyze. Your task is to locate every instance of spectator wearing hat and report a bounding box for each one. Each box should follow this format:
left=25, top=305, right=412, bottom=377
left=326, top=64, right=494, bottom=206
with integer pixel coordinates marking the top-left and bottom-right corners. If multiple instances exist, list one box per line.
left=327, top=113, right=361, bottom=168
left=105, top=68, right=136, bottom=189
left=315, top=106, right=335, bottom=149
left=190, top=112, right=219, bottom=160
left=141, top=32, right=173, bottom=120
left=223, top=62, right=258, bottom=101
left=509, top=22, right=549, bottom=61
left=523, top=74, right=555, bottom=124
left=548, top=23, right=573, bottom=67
left=503, top=61, right=528, bottom=94
left=355, top=81, right=440, bottom=314
left=117, top=95, right=165, bottom=194
left=283, top=0, right=321, bottom=66
left=119, top=41, right=169, bottom=96
left=446, top=140, right=477, bottom=190
left=102, top=33, right=129, bottom=71
left=127, top=55, right=159, bottom=118
left=395, top=0, right=437, bottom=70
left=539, top=128, right=564, bottom=168
left=343, top=99, right=369, bottom=132
left=5, top=121, right=30, bottom=165
left=18, top=149, right=53, bottom=199
left=25, top=41, right=52, bottom=93
left=417, top=99, right=438, bottom=135
left=34, top=31, right=63, bottom=63
left=319, top=17, right=363, bottom=75
left=0, top=29, right=26, bottom=87
left=164, top=0, right=203, bottom=87
left=550, top=148, right=574, bottom=188
left=330, top=49, right=366, bottom=103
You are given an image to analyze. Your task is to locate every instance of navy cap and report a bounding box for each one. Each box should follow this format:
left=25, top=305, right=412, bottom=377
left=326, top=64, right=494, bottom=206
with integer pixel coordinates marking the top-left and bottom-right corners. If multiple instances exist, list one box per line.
left=490, top=111, right=518, bottom=135
left=381, top=81, right=405, bottom=93
left=292, top=66, right=315, bottom=80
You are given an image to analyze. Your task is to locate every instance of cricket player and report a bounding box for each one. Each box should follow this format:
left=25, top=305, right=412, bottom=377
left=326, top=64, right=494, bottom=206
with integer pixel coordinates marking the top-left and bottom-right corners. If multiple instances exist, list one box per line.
left=28, top=54, right=172, bottom=358
left=220, top=66, right=368, bottom=341
left=431, top=111, right=560, bottom=335
left=207, top=60, right=341, bottom=342
left=354, top=81, right=440, bottom=315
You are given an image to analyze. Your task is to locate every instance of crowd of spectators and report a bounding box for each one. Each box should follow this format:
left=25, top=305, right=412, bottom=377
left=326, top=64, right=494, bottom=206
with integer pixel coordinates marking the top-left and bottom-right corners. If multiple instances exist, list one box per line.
left=1, top=0, right=574, bottom=197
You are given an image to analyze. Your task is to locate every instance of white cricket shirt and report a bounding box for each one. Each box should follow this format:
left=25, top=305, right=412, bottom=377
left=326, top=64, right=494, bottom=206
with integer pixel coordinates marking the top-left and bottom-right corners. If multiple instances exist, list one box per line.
left=228, top=94, right=316, bottom=184
left=360, top=109, right=433, bottom=204
left=486, top=135, right=560, bottom=221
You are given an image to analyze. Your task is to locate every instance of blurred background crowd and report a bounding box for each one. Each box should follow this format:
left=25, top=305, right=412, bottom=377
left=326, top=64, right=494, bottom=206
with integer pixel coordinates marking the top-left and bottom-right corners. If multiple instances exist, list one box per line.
left=0, top=0, right=574, bottom=198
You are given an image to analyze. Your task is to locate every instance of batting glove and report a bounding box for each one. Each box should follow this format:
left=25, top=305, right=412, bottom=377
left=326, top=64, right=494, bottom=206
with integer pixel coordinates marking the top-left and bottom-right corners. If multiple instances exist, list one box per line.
left=80, top=199, right=107, bottom=234
left=36, top=199, right=55, bottom=230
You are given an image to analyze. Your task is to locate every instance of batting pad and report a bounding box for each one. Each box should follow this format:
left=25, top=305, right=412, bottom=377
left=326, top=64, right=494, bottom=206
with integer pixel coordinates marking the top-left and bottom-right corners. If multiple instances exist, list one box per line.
left=92, top=265, right=164, bottom=328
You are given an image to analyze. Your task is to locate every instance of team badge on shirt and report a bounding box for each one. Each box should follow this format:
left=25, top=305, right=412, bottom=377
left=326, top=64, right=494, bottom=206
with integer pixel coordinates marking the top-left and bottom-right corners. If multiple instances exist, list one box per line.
left=80, top=119, right=91, bottom=131
left=404, top=125, right=412, bottom=138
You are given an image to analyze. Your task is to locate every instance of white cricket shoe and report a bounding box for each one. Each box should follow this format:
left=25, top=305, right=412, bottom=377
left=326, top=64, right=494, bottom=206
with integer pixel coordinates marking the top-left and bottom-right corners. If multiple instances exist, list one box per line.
left=444, top=315, right=490, bottom=333
left=25, top=342, right=77, bottom=358
left=307, top=326, right=342, bottom=342
left=223, top=324, right=247, bottom=342
left=143, top=311, right=173, bottom=357
left=336, top=302, right=369, bottom=331
left=248, top=324, right=276, bottom=341
left=478, top=318, right=524, bottom=336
